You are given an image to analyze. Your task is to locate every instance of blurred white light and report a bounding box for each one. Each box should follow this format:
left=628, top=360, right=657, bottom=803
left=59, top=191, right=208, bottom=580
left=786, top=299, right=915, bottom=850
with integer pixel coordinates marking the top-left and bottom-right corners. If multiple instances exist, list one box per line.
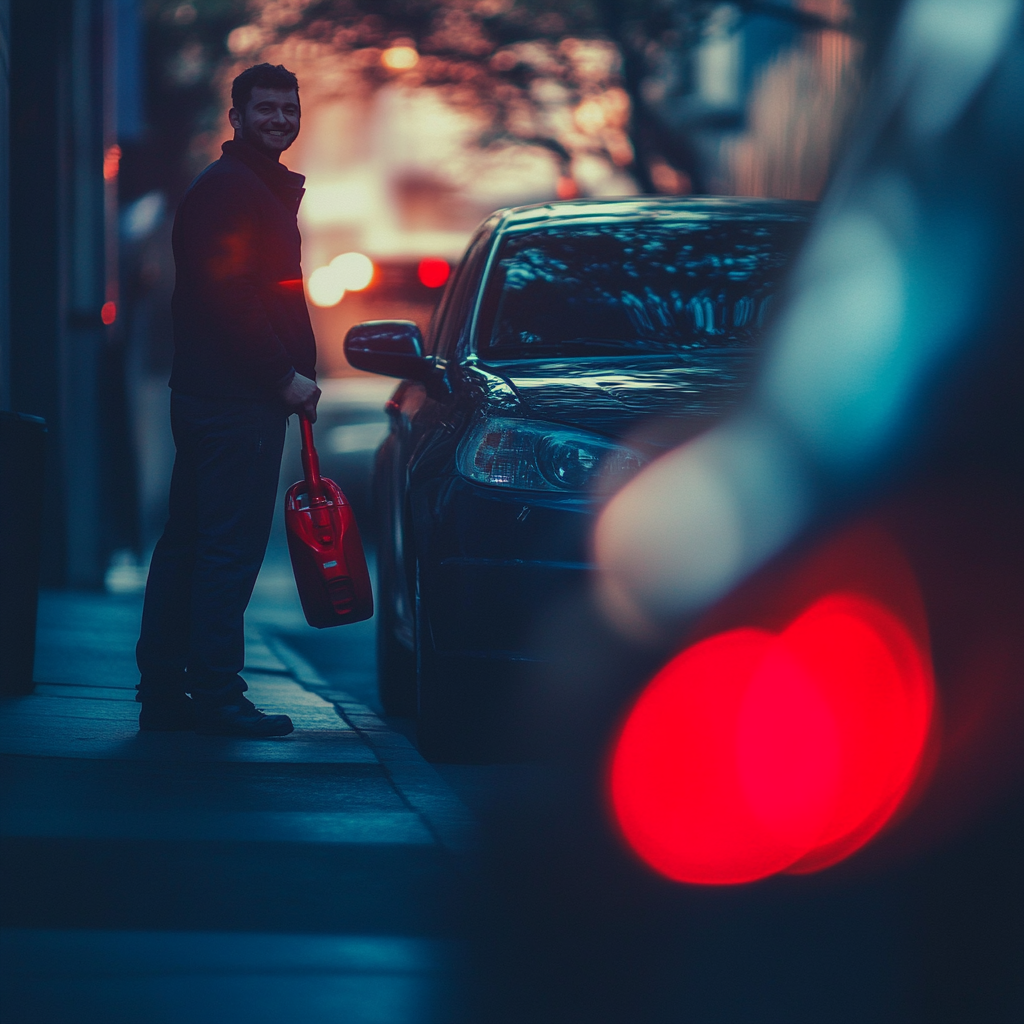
left=594, top=413, right=808, bottom=634
left=300, top=180, right=377, bottom=227
left=105, top=549, right=149, bottom=595
left=894, top=0, right=1017, bottom=141
left=381, top=45, right=419, bottom=70
left=574, top=99, right=606, bottom=133
left=121, top=191, right=165, bottom=240
left=697, top=4, right=742, bottom=108
left=761, top=202, right=908, bottom=469
left=330, top=252, right=374, bottom=291
left=226, top=24, right=265, bottom=56
left=595, top=438, right=744, bottom=624
left=307, top=266, right=345, bottom=308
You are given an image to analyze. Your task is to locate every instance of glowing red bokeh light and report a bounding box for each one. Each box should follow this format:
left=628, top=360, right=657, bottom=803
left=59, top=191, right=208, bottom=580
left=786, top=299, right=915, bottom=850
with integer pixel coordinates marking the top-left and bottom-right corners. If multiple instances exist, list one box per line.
left=609, top=591, right=934, bottom=885
left=556, top=175, right=580, bottom=199
left=417, top=258, right=450, bottom=288
left=100, top=301, right=117, bottom=325
left=103, top=144, right=121, bottom=181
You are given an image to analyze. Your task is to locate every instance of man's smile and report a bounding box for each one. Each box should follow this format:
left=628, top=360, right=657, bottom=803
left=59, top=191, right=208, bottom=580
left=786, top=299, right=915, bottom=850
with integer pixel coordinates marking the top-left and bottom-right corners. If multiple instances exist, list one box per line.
left=233, top=85, right=301, bottom=157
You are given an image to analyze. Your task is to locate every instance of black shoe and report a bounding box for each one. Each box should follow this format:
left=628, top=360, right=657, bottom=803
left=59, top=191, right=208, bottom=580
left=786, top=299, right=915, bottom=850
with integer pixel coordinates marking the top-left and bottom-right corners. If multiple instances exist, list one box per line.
left=195, top=696, right=294, bottom=738
left=138, top=693, right=197, bottom=732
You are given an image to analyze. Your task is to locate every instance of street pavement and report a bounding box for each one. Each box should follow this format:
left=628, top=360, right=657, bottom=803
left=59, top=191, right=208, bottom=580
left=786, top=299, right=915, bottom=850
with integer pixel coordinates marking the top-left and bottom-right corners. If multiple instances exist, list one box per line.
left=0, top=415, right=473, bottom=1024
left=4, top=396, right=1021, bottom=1023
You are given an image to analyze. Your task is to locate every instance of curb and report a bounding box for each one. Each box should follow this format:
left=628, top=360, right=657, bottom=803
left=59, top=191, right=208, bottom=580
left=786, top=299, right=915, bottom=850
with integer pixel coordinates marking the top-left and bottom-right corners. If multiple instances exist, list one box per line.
left=265, top=635, right=476, bottom=856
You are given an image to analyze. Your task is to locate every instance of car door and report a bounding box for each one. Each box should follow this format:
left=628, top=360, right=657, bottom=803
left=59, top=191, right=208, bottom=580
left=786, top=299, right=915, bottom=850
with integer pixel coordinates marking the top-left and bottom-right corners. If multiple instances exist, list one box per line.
left=383, top=223, right=499, bottom=646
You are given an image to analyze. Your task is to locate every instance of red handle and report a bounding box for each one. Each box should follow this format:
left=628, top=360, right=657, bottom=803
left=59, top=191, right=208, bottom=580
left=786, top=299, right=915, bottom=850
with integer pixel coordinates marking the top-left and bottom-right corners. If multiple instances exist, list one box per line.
left=299, top=415, right=324, bottom=502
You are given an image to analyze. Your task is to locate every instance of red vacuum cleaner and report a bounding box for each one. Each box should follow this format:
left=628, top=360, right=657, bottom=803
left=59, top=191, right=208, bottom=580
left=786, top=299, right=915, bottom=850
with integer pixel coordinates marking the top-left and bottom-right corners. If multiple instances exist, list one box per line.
left=284, top=415, right=373, bottom=628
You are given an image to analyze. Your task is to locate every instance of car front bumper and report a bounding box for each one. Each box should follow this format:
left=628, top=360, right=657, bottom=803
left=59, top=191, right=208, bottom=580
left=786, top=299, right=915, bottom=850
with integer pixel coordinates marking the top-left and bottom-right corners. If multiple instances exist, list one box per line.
left=415, top=477, right=599, bottom=664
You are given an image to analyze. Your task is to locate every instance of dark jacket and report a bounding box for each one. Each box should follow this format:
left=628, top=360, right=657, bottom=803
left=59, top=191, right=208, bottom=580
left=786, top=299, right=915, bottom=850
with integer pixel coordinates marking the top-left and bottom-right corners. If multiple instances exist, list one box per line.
left=169, top=140, right=316, bottom=398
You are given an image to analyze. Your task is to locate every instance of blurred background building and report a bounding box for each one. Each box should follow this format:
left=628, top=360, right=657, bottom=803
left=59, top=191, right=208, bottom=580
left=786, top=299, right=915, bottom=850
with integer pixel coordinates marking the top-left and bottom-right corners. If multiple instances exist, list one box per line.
left=3, top=0, right=141, bottom=587
left=0, top=0, right=899, bottom=590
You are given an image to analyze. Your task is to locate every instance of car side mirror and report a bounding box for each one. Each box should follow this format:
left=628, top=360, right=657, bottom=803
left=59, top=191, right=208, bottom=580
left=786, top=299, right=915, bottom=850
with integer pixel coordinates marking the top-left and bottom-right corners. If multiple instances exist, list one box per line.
left=344, top=320, right=434, bottom=383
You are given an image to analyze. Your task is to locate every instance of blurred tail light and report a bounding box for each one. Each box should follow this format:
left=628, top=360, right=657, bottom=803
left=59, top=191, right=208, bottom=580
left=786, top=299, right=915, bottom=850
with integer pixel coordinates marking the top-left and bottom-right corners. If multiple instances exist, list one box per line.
left=417, top=258, right=450, bottom=288
left=609, top=524, right=937, bottom=885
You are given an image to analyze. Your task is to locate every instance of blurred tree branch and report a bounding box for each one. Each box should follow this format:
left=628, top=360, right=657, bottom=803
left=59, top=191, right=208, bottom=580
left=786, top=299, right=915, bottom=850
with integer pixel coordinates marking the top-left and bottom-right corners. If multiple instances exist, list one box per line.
left=244, top=1, right=890, bottom=196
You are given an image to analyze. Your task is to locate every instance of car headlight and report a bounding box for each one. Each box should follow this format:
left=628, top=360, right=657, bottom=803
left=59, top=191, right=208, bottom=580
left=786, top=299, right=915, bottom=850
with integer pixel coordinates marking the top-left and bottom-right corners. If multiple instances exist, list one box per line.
left=456, top=417, right=645, bottom=492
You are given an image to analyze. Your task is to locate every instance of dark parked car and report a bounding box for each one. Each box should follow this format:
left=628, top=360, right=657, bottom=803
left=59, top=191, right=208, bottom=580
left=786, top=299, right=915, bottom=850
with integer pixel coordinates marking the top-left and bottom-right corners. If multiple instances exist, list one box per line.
left=345, top=197, right=815, bottom=760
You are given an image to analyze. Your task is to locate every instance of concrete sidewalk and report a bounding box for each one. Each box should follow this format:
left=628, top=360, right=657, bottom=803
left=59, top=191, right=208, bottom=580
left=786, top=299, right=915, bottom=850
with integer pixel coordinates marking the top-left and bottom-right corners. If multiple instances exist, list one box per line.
left=0, top=587, right=472, bottom=1024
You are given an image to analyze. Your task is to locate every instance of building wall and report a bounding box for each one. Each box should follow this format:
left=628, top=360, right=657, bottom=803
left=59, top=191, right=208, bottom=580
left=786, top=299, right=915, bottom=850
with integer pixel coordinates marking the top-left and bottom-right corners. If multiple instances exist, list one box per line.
left=9, top=0, right=118, bottom=587
left=0, top=0, right=9, bottom=412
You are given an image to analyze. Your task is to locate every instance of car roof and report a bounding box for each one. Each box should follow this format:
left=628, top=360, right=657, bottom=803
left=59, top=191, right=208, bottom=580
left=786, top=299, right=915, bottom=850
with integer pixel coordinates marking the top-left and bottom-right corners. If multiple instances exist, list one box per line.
left=492, top=195, right=816, bottom=233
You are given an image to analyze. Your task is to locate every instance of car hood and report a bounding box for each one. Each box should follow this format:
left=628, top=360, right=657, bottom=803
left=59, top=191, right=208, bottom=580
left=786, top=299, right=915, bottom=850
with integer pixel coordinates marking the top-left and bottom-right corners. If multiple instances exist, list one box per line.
left=479, top=352, right=756, bottom=444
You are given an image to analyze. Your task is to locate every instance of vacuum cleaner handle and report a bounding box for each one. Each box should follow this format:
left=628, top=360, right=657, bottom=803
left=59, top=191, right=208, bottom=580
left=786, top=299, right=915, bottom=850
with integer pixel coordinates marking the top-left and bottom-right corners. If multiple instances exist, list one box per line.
left=299, top=415, right=325, bottom=502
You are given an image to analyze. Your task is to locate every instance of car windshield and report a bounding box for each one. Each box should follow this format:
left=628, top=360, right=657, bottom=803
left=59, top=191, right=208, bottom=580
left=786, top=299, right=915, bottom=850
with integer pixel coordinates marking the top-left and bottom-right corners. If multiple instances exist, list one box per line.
left=476, top=217, right=810, bottom=360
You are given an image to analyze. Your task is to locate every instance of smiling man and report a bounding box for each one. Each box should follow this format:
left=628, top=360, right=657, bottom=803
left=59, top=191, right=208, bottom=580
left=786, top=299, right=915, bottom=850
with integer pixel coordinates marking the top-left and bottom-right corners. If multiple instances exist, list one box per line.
left=135, top=63, right=320, bottom=736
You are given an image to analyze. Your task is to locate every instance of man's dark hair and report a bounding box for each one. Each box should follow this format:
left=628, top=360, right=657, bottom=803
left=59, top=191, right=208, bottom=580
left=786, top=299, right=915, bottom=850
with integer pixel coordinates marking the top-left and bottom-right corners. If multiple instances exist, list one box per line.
left=231, top=64, right=299, bottom=112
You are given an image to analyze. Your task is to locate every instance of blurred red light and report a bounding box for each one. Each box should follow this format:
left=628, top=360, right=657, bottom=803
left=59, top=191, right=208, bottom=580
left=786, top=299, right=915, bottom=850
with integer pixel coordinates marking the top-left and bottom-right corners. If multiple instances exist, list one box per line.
left=100, top=301, right=117, bottom=325
left=556, top=175, right=580, bottom=199
left=103, top=145, right=121, bottom=181
left=610, top=591, right=934, bottom=885
left=418, top=258, right=450, bottom=288
left=776, top=594, right=933, bottom=874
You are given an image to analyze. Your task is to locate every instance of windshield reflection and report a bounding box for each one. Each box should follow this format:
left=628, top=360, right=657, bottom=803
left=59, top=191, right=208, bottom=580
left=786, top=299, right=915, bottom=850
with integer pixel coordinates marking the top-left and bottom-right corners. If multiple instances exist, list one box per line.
left=477, top=218, right=811, bottom=360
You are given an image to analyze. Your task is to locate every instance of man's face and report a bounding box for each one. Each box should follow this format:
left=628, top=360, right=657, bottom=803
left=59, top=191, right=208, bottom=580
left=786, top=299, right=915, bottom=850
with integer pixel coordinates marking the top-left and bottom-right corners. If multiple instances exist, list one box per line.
left=230, top=87, right=300, bottom=156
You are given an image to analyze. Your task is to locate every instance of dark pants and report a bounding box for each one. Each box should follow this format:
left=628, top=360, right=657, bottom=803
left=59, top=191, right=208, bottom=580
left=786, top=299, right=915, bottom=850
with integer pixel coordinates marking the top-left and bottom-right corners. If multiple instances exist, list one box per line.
left=136, top=392, right=287, bottom=706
